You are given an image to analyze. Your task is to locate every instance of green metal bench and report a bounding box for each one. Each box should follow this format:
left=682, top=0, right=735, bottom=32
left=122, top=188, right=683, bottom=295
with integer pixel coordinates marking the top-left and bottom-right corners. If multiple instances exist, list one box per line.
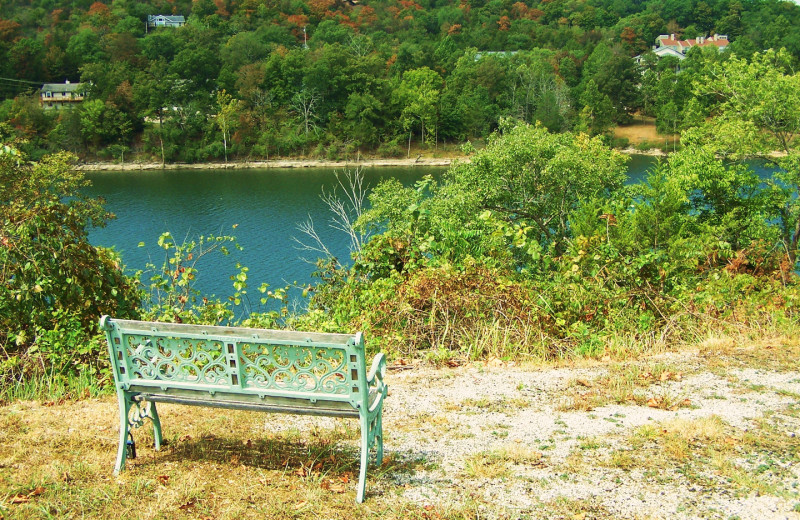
left=100, top=316, right=387, bottom=503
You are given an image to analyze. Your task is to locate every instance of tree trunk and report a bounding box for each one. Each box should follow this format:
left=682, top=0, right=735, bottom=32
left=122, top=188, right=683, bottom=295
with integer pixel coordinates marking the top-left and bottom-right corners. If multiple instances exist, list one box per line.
left=791, top=194, right=800, bottom=266
left=158, top=111, right=165, bottom=169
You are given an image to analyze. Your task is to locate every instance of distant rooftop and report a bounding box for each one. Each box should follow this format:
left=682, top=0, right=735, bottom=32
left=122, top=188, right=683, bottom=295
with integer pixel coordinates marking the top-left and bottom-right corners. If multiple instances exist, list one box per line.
left=41, top=81, right=82, bottom=94
left=147, top=15, right=186, bottom=26
left=655, top=34, right=729, bottom=53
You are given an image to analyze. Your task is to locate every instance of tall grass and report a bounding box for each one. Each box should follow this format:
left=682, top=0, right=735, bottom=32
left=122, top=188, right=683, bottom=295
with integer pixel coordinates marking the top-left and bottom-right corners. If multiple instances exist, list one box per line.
left=0, top=365, right=111, bottom=403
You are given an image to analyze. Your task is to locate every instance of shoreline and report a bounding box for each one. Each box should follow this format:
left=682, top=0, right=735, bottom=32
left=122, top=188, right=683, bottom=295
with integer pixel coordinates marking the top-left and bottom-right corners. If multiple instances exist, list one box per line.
left=75, top=148, right=673, bottom=172
left=76, top=157, right=458, bottom=171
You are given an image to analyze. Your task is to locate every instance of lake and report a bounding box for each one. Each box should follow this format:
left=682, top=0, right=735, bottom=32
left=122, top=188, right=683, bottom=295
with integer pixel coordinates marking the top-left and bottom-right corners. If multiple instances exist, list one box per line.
left=84, top=156, right=661, bottom=303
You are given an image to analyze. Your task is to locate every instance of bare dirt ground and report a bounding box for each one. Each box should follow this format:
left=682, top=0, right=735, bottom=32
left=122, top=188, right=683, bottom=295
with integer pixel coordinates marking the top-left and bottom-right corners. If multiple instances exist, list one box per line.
left=1, top=338, right=798, bottom=519
left=386, top=341, right=800, bottom=519
left=614, top=118, right=678, bottom=150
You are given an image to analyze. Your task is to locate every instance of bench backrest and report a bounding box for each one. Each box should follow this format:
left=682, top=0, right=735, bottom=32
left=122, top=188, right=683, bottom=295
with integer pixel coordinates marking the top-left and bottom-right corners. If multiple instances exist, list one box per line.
left=101, top=317, right=368, bottom=407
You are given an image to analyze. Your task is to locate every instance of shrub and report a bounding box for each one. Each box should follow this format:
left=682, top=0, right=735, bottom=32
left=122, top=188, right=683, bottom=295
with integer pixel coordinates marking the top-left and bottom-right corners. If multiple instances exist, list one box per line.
left=0, top=151, right=140, bottom=388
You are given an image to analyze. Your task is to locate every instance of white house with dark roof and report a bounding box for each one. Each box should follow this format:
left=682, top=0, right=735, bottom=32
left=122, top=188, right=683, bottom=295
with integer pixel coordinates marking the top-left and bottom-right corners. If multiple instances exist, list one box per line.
left=40, top=81, right=85, bottom=110
left=147, top=15, right=186, bottom=28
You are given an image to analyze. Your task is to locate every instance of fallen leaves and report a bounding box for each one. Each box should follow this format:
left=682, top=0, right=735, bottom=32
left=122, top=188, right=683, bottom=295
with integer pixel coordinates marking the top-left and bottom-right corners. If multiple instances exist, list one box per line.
left=178, top=499, right=196, bottom=511
left=320, top=479, right=347, bottom=493
left=647, top=396, right=692, bottom=411
left=9, top=486, right=45, bottom=504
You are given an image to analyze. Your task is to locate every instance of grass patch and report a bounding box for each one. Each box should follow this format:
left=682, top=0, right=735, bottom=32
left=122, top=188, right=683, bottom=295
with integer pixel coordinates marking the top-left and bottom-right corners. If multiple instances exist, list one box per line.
left=0, top=368, right=112, bottom=404
left=534, top=496, right=614, bottom=519
left=698, top=334, right=800, bottom=373
left=557, top=361, right=691, bottom=411
left=596, top=413, right=800, bottom=499
left=0, top=399, right=456, bottom=520
left=457, top=396, right=530, bottom=413
left=463, top=444, right=545, bottom=480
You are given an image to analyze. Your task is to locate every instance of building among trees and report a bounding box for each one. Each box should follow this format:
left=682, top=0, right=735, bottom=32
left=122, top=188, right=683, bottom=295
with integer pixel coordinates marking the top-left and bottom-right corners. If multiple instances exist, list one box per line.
left=655, top=34, right=729, bottom=56
left=147, top=15, right=186, bottom=29
left=39, top=81, right=85, bottom=110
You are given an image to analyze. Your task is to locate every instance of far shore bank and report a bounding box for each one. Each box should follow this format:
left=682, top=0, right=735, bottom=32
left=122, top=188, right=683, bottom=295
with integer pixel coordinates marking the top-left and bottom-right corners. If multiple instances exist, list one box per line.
left=76, top=148, right=672, bottom=172
left=76, top=157, right=458, bottom=171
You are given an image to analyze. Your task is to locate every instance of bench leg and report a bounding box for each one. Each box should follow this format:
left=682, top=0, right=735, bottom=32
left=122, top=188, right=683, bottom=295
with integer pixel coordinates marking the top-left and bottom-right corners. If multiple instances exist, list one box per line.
left=114, top=393, right=133, bottom=475
left=356, top=414, right=370, bottom=503
left=374, top=413, right=384, bottom=467
left=150, top=402, right=162, bottom=451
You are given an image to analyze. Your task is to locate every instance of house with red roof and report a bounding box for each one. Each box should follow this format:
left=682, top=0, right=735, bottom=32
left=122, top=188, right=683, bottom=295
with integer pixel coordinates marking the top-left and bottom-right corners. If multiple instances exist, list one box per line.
left=655, top=34, right=729, bottom=56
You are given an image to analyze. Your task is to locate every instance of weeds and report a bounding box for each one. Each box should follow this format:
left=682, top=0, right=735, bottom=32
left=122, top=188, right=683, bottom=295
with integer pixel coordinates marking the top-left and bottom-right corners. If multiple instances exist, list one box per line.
left=699, top=334, right=800, bottom=373
left=463, top=444, right=545, bottom=479
left=557, top=361, right=691, bottom=411
left=0, top=368, right=111, bottom=404
left=594, top=413, right=800, bottom=499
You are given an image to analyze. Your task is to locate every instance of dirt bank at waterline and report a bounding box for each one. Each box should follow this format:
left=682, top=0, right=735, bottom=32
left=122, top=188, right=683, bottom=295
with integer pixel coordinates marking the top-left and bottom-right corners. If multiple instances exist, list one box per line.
left=75, top=157, right=457, bottom=171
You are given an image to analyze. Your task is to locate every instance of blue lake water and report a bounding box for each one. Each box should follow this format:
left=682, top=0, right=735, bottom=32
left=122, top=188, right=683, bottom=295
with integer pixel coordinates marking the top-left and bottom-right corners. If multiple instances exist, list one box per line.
left=84, top=166, right=450, bottom=303
left=84, top=156, right=673, bottom=302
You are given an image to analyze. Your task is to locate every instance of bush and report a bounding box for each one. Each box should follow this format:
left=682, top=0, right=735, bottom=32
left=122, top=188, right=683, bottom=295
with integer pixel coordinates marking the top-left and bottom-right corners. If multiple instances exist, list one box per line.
left=306, top=122, right=799, bottom=363
left=0, top=151, right=140, bottom=388
left=376, top=138, right=405, bottom=158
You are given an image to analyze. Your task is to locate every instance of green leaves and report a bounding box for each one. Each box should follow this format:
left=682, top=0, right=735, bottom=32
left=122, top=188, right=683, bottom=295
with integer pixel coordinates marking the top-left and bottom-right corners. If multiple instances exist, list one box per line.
left=0, top=152, right=140, bottom=382
left=687, top=49, right=800, bottom=268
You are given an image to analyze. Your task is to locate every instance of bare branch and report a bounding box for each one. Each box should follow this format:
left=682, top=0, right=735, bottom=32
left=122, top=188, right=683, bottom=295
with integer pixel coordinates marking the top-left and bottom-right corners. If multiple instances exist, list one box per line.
left=293, top=167, right=371, bottom=264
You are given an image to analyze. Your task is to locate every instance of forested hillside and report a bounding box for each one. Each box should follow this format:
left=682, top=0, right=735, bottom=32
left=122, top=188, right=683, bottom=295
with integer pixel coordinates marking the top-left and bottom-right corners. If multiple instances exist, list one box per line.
left=1, top=0, right=799, bottom=162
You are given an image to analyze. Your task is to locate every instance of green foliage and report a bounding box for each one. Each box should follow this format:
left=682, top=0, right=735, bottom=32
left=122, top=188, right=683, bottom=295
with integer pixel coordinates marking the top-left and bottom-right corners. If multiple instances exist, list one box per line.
left=3, top=0, right=797, bottom=162
left=139, top=231, right=291, bottom=330
left=308, top=120, right=798, bottom=361
left=3, top=0, right=800, bottom=400
left=0, top=151, right=139, bottom=385
left=440, top=121, right=628, bottom=255
left=688, top=49, right=800, bottom=267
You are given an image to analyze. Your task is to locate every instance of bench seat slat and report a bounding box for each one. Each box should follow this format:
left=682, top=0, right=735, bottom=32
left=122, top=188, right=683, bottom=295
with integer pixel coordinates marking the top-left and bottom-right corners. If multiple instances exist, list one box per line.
left=111, top=318, right=355, bottom=346
left=135, top=394, right=362, bottom=418
left=126, top=379, right=352, bottom=408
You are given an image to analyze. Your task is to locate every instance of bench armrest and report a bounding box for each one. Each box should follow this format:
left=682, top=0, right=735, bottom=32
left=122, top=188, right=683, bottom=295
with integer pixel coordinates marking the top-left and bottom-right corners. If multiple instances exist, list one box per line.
left=366, top=353, right=387, bottom=412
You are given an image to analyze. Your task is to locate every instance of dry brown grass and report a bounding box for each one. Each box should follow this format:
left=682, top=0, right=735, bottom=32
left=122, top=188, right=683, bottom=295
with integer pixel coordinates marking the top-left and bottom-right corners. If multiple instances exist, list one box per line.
left=698, top=334, right=800, bottom=373
left=589, top=412, right=800, bottom=498
left=0, top=399, right=461, bottom=520
left=613, top=118, right=676, bottom=146
left=462, top=444, right=546, bottom=479
left=556, top=361, right=692, bottom=412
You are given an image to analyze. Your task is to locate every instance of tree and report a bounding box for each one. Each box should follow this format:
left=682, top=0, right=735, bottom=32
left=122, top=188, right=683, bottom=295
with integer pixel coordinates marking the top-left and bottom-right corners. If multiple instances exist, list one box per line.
left=441, top=121, right=628, bottom=254
left=393, top=67, right=442, bottom=154
left=290, top=88, right=320, bottom=137
left=134, top=62, right=182, bottom=166
left=579, top=79, right=614, bottom=136
left=220, top=31, right=269, bottom=72
left=66, top=28, right=104, bottom=69
left=581, top=43, right=641, bottom=123
left=691, top=49, right=800, bottom=266
left=215, top=89, right=240, bottom=163
left=78, top=99, right=133, bottom=155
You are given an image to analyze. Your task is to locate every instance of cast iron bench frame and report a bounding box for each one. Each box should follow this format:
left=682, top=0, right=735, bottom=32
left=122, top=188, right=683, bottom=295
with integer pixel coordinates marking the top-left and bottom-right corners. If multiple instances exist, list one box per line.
left=101, top=316, right=387, bottom=503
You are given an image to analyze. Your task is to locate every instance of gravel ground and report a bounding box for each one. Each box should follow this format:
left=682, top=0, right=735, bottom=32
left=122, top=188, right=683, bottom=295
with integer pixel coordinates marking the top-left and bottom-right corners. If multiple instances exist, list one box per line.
left=376, top=350, right=800, bottom=520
